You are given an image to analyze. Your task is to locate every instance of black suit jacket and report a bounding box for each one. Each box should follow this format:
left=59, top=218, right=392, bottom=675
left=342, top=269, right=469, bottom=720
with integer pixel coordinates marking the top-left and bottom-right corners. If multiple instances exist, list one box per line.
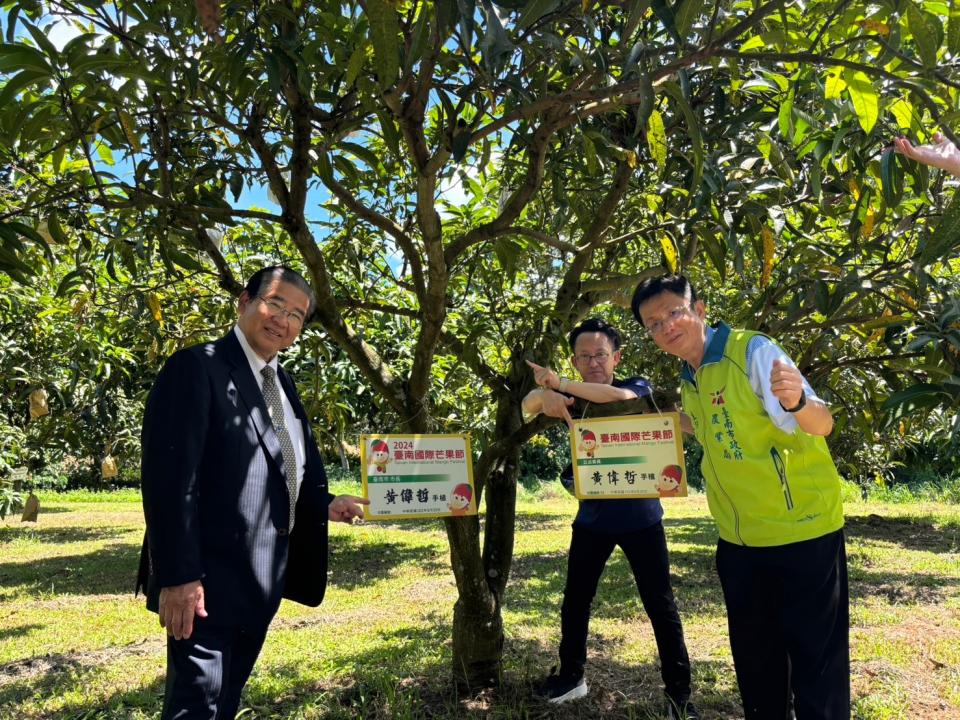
left=136, top=331, right=333, bottom=626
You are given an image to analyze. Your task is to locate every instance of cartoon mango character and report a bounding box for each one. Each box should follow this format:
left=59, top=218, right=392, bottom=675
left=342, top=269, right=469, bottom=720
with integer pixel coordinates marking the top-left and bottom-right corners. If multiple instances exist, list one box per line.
left=448, top=483, right=473, bottom=515
left=579, top=428, right=599, bottom=458
left=658, top=464, right=683, bottom=496
left=370, top=439, right=390, bottom=473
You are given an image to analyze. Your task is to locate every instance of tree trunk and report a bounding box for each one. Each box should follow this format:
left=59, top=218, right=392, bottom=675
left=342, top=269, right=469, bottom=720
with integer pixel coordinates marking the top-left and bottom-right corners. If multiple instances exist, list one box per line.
left=448, top=379, right=526, bottom=690
left=451, top=595, right=504, bottom=690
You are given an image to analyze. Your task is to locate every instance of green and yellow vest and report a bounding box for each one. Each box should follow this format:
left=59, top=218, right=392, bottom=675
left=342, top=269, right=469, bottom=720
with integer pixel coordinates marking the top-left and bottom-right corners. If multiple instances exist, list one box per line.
left=681, top=323, right=844, bottom=547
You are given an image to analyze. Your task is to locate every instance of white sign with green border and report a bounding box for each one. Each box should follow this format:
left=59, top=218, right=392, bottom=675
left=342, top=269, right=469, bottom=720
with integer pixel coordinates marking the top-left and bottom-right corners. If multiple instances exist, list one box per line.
left=361, top=434, right=476, bottom=520
left=570, top=413, right=687, bottom=499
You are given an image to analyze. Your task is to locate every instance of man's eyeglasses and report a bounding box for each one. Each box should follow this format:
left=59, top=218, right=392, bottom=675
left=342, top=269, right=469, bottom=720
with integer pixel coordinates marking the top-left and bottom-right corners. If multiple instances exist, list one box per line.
left=645, top=306, right=690, bottom=336
left=257, top=296, right=306, bottom=327
left=574, top=351, right=611, bottom=364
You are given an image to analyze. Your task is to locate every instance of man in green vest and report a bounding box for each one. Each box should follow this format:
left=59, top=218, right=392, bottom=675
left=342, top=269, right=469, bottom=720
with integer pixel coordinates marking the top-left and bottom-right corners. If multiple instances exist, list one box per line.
left=631, top=275, right=848, bottom=720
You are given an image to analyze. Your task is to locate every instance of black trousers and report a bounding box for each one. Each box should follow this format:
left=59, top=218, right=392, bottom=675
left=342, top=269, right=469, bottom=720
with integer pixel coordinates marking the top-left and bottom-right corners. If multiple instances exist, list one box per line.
left=558, top=522, right=692, bottom=702
left=162, top=618, right=270, bottom=720
left=716, top=529, right=850, bottom=720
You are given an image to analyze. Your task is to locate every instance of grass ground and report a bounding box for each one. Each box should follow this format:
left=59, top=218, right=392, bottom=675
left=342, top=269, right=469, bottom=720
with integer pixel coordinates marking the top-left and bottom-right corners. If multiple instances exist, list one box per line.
left=0, top=484, right=957, bottom=719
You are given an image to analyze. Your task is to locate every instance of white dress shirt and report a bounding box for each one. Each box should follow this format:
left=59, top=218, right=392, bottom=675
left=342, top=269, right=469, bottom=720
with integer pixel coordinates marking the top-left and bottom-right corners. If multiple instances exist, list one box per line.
left=233, top=325, right=306, bottom=494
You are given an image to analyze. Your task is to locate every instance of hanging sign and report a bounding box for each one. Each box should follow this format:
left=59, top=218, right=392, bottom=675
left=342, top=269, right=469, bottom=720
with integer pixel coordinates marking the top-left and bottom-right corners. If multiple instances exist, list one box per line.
left=9, top=467, right=28, bottom=490
left=361, top=434, right=476, bottom=520
left=570, top=413, right=687, bottom=499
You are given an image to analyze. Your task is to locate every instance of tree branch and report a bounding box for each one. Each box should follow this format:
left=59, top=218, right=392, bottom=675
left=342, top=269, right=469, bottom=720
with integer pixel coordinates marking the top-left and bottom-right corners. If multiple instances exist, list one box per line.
left=438, top=329, right=509, bottom=396
left=319, top=173, right=426, bottom=298
left=508, top=226, right=578, bottom=255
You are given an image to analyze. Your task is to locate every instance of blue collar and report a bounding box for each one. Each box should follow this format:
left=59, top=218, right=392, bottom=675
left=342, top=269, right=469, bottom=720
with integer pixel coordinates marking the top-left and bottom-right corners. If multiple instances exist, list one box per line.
left=680, top=321, right=731, bottom=383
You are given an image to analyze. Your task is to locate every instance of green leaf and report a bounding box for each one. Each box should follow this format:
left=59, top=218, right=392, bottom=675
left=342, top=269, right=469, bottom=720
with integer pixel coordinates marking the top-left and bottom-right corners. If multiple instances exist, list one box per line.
left=517, top=0, right=561, bottom=30
left=451, top=129, right=472, bottom=162
left=405, top=9, right=432, bottom=73
left=457, top=0, right=476, bottom=50
left=757, top=131, right=794, bottom=183
left=378, top=110, right=401, bottom=158
left=950, top=0, right=960, bottom=55
left=340, top=141, right=383, bottom=172
left=0, top=43, right=52, bottom=74
left=882, top=383, right=948, bottom=411
left=23, top=20, right=59, bottom=63
left=62, top=32, right=100, bottom=63
left=646, top=108, right=667, bottom=170
left=96, top=142, right=115, bottom=165
left=333, top=154, right=360, bottom=184
left=0, top=68, right=49, bottom=109
left=698, top=227, right=726, bottom=279
left=367, top=0, right=400, bottom=89
left=659, top=233, right=679, bottom=273
left=582, top=133, right=599, bottom=175
left=651, top=0, right=680, bottom=42
left=919, top=190, right=960, bottom=266
left=813, top=279, right=830, bottom=313
left=880, top=148, right=903, bottom=209
left=316, top=151, right=335, bottom=186
left=47, top=210, right=69, bottom=245
left=6, top=220, right=52, bottom=259
left=5, top=5, right=20, bottom=45
left=166, top=246, right=206, bottom=272
left=262, top=50, right=282, bottom=96
left=55, top=269, right=86, bottom=297
left=888, top=98, right=918, bottom=134
left=843, top=69, right=878, bottom=134
left=905, top=1, right=942, bottom=68
left=229, top=172, right=244, bottom=202
left=778, top=89, right=794, bottom=139
left=823, top=67, right=845, bottom=100
left=345, top=40, right=371, bottom=87
left=662, top=81, right=703, bottom=191
left=478, top=0, right=514, bottom=74
left=673, top=0, right=703, bottom=37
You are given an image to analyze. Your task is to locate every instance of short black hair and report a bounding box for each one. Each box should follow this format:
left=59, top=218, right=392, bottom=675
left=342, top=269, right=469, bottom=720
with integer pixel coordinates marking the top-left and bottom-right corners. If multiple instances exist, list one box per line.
left=568, top=318, right=622, bottom=352
left=631, top=274, right=698, bottom=326
left=243, top=265, right=317, bottom=318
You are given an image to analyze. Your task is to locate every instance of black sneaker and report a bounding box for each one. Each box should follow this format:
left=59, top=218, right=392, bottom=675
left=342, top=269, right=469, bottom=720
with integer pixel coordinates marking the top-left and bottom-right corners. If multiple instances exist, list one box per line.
left=665, top=696, right=701, bottom=719
left=535, top=667, right=588, bottom=704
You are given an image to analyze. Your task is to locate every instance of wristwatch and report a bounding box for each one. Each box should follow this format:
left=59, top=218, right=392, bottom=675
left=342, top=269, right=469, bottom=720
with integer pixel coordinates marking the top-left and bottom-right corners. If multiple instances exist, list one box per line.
left=781, top=389, right=806, bottom=413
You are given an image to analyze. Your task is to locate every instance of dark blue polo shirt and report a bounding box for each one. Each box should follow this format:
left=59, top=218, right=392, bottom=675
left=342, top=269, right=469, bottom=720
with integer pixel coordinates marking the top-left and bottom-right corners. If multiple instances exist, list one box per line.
left=559, top=377, right=665, bottom=534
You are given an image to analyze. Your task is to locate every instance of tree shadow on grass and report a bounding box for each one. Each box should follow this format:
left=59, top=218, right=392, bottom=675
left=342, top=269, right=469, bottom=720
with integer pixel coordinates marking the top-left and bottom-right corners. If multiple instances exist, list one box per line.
left=327, top=534, right=449, bottom=590
left=0, top=525, right=133, bottom=545
left=514, top=510, right=578, bottom=532
left=849, top=566, right=959, bottom=605
left=243, top=617, right=743, bottom=719
left=0, top=543, right=140, bottom=597
left=0, top=624, right=41, bottom=642
left=365, top=509, right=582, bottom=536
left=0, top=643, right=164, bottom=720
left=844, top=513, right=960, bottom=553
left=29, top=505, right=74, bottom=514
left=507, top=522, right=725, bottom=624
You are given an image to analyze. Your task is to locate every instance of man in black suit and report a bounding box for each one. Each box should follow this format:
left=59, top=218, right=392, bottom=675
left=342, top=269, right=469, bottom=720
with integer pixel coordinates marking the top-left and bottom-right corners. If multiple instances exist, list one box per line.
left=137, top=265, right=368, bottom=719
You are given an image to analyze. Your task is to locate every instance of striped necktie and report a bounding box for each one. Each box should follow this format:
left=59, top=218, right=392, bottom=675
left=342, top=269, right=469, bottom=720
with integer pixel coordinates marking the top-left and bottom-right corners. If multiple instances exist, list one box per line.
left=260, top=366, right=298, bottom=531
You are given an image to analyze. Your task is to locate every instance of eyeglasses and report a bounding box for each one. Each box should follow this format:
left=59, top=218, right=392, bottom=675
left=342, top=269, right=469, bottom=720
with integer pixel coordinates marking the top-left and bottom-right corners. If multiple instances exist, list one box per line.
left=645, top=306, right=690, bottom=336
left=574, top=351, right=611, bottom=365
left=257, top=295, right=306, bottom=327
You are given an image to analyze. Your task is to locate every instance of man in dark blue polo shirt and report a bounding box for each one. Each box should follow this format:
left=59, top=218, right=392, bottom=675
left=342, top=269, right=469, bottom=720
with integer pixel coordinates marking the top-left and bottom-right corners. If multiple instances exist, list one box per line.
left=523, top=318, right=698, bottom=719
